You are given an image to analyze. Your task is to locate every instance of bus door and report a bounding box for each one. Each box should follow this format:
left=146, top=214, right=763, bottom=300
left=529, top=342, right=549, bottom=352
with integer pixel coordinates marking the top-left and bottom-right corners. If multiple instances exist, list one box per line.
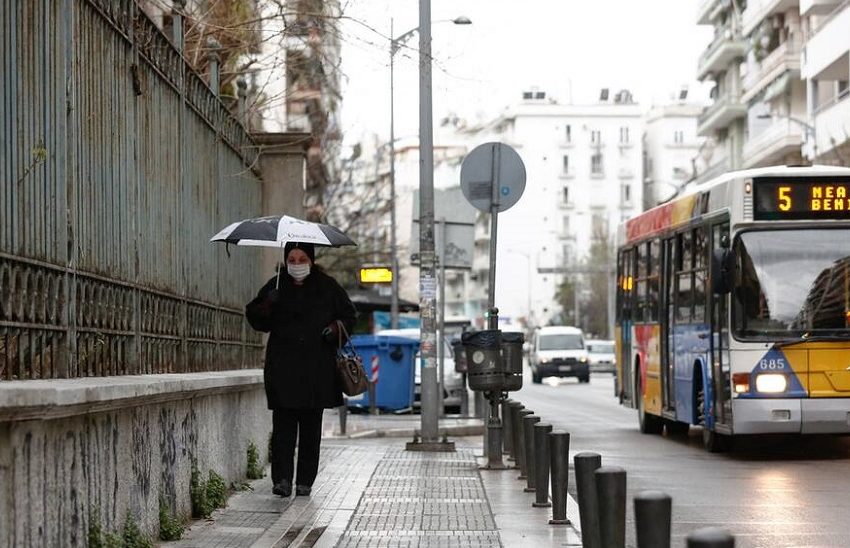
left=661, top=237, right=676, bottom=412
left=710, top=222, right=731, bottom=428
left=618, top=248, right=635, bottom=404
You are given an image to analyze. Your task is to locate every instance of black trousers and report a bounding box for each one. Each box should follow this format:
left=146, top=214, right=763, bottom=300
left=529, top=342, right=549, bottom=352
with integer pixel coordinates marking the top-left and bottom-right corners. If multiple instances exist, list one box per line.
left=271, top=408, right=324, bottom=487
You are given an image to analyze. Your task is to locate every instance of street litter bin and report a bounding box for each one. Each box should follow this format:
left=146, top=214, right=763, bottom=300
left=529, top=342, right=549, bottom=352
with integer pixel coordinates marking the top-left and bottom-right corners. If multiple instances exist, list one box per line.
left=462, top=330, right=505, bottom=392
left=501, top=332, right=524, bottom=391
left=347, top=334, right=419, bottom=411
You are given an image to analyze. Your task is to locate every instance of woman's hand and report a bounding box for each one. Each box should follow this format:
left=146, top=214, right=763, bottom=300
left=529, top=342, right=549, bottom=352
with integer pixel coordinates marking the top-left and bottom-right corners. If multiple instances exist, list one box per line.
left=322, top=321, right=340, bottom=345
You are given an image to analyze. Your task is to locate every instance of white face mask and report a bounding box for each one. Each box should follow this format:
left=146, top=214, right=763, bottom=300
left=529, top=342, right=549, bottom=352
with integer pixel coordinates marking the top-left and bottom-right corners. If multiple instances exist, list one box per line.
left=287, top=263, right=311, bottom=281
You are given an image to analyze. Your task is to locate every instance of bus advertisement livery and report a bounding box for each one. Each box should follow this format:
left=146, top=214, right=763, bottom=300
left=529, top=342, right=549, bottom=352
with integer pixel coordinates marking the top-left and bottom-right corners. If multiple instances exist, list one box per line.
left=615, top=165, right=850, bottom=451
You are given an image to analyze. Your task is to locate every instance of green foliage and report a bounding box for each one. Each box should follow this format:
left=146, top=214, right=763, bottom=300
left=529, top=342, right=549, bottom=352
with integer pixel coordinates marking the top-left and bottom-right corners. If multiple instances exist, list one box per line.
left=88, top=511, right=104, bottom=548
left=89, top=509, right=154, bottom=548
left=190, top=462, right=211, bottom=519
left=190, top=462, right=229, bottom=518
left=206, top=470, right=227, bottom=510
left=246, top=441, right=264, bottom=479
left=121, top=512, right=153, bottom=548
left=158, top=498, right=184, bottom=541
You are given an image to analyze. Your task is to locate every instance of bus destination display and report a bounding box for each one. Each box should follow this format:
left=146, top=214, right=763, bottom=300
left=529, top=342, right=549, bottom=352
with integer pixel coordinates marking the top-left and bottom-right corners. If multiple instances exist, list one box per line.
left=754, top=178, right=850, bottom=220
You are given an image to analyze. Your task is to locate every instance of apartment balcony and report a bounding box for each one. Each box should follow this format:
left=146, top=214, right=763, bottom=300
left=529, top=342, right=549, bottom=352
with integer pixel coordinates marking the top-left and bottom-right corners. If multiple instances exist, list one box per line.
left=742, top=41, right=801, bottom=103
left=697, top=29, right=748, bottom=81
left=743, top=119, right=804, bottom=168
left=813, top=90, right=850, bottom=160
left=697, top=0, right=722, bottom=24
left=697, top=94, right=748, bottom=136
left=801, top=0, right=842, bottom=16
left=742, top=0, right=799, bottom=37
left=802, top=4, right=850, bottom=81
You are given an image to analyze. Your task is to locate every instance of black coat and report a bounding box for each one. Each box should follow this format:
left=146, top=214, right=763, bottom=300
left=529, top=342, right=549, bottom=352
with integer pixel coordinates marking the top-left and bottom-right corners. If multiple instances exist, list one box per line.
left=245, top=269, right=356, bottom=410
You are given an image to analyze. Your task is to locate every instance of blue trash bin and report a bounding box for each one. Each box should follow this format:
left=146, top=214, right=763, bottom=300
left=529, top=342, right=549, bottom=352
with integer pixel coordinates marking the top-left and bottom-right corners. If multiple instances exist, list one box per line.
left=347, top=335, right=419, bottom=411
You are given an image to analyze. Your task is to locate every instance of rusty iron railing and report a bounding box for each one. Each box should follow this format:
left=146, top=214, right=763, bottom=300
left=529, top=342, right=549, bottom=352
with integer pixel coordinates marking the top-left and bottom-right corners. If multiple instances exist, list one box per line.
left=0, top=0, right=266, bottom=380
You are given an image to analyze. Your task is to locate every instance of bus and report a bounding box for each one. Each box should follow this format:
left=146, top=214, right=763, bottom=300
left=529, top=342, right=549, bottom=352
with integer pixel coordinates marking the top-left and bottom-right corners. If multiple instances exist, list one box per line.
left=614, top=165, right=850, bottom=451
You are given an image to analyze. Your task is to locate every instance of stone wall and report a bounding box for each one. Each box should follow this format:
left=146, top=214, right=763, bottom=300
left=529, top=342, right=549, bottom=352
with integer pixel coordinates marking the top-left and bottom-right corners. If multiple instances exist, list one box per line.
left=0, top=371, right=271, bottom=547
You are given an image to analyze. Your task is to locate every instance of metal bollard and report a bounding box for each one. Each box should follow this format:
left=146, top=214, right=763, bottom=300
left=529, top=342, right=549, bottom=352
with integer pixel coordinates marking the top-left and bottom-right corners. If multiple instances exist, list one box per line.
left=508, top=402, right=524, bottom=463
left=548, top=430, right=571, bottom=525
left=522, top=414, right=540, bottom=492
left=338, top=404, right=348, bottom=436
left=532, top=423, right=553, bottom=508
left=502, top=399, right=514, bottom=455
left=515, top=409, right=533, bottom=479
left=595, top=466, right=627, bottom=548
left=686, top=527, right=735, bottom=548
left=574, top=452, right=602, bottom=548
left=634, top=491, right=671, bottom=548
left=368, top=381, right=377, bottom=415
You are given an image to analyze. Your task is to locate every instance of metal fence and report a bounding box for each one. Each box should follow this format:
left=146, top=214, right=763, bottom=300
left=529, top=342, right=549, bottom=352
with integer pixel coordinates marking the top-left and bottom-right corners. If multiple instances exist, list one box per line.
left=0, top=0, right=266, bottom=380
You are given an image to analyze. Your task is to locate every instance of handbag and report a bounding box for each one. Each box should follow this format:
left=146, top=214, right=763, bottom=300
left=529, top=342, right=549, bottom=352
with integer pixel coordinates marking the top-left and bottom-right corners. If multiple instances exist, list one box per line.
left=335, top=321, right=369, bottom=396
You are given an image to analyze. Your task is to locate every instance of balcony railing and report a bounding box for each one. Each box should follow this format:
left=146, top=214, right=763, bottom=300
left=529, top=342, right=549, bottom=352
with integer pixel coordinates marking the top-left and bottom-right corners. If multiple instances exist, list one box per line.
left=743, top=119, right=804, bottom=168
left=742, top=41, right=801, bottom=102
left=697, top=28, right=747, bottom=80
left=697, top=94, right=747, bottom=136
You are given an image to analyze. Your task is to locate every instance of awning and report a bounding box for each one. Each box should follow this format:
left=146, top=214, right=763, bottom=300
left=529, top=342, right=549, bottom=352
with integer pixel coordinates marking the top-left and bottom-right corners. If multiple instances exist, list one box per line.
left=347, top=289, right=419, bottom=313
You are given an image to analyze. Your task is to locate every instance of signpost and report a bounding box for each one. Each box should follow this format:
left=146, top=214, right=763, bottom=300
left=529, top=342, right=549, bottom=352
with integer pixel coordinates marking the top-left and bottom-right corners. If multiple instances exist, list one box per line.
left=460, top=142, right=526, bottom=469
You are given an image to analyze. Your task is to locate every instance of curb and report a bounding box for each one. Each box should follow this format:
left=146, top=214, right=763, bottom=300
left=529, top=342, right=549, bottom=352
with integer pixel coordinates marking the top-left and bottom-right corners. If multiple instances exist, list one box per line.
left=323, top=423, right=485, bottom=440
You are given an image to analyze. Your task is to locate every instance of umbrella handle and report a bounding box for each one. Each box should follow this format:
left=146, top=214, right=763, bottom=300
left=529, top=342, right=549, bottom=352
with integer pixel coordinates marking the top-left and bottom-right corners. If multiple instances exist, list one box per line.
left=276, top=242, right=285, bottom=289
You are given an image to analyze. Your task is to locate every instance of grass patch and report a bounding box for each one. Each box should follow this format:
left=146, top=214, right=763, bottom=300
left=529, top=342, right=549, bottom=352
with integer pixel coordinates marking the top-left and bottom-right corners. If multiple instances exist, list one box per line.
left=246, top=441, right=264, bottom=479
left=158, top=497, right=184, bottom=541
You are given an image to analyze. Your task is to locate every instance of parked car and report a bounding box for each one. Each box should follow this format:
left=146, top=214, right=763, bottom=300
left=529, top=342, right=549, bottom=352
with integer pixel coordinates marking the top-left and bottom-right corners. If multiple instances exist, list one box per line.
left=529, top=325, right=589, bottom=383
left=375, top=328, right=465, bottom=413
left=585, top=339, right=616, bottom=373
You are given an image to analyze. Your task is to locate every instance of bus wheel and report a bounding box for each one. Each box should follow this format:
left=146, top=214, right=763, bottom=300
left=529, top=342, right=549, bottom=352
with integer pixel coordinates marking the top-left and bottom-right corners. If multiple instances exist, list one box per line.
left=637, top=375, right=663, bottom=434
left=697, top=381, right=728, bottom=452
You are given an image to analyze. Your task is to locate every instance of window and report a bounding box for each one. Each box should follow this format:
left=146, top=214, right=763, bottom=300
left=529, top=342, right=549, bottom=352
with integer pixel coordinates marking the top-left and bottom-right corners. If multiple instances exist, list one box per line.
left=591, top=213, right=606, bottom=236
left=634, top=240, right=660, bottom=322
left=562, top=186, right=570, bottom=205
left=674, top=227, right=708, bottom=323
left=562, top=154, right=569, bottom=174
left=565, top=125, right=572, bottom=143
left=620, top=126, right=630, bottom=144
left=562, top=216, right=570, bottom=234
left=621, top=184, right=631, bottom=204
left=591, top=153, right=604, bottom=175
left=674, top=130, right=684, bottom=144
left=591, top=130, right=601, bottom=144
left=562, top=244, right=570, bottom=263
left=523, top=91, right=533, bottom=100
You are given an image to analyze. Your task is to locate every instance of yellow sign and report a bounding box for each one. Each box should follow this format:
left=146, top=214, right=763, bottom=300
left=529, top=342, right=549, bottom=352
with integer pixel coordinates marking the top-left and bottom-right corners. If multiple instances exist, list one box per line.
left=359, top=267, right=393, bottom=284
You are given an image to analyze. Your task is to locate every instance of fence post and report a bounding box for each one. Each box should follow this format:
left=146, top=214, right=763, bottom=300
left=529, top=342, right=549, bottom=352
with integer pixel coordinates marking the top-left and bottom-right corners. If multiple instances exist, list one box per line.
left=532, top=423, right=553, bottom=508
left=237, top=76, right=248, bottom=127
left=502, top=398, right=514, bottom=455
left=634, top=491, right=671, bottom=548
left=515, top=409, right=533, bottom=479
left=171, top=0, right=186, bottom=52
left=574, top=452, right=602, bottom=548
left=595, top=466, right=627, bottom=548
left=338, top=404, right=348, bottom=436
left=206, top=37, right=221, bottom=96
left=522, top=414, right=540, bottom=492
left=548, top=430, right=571, bottom=525
left=686, top=528, right=735, bottom=548
left=508, top=402, right=524, bottom=463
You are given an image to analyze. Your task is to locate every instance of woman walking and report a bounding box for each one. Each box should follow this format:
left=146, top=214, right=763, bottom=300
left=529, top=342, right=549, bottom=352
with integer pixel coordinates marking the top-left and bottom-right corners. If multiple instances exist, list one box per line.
left=246, top=242, right=356, bottom=497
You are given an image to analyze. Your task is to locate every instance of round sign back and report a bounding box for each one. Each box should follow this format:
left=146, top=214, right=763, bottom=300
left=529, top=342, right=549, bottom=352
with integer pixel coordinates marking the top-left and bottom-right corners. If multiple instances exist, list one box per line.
left=460, top=142, right=526, bottom=213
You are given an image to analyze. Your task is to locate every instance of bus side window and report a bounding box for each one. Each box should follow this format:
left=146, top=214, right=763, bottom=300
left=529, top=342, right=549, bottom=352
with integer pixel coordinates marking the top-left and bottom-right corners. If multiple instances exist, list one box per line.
left=649, top=239, right=661, bottom=322
left=694, top=227, right=707, bottom=322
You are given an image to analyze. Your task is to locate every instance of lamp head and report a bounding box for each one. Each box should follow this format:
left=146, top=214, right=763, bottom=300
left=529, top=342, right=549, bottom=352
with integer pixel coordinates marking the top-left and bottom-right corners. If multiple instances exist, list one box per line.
left=452, top=16, right=472, bottom=25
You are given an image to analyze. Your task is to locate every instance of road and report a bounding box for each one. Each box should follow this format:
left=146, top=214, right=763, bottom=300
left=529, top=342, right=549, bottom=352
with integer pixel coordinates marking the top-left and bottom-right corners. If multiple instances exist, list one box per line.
left=510, top=371, right=850, bottom=547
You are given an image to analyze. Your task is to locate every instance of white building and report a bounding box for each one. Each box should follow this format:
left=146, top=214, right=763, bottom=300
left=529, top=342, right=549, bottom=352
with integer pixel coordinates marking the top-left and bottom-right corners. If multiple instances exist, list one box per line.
left=643, top=97, right=707, bottom=207
left=696, top=0, right=748, bottom=180
left=801, top=0, right=850, bottom=164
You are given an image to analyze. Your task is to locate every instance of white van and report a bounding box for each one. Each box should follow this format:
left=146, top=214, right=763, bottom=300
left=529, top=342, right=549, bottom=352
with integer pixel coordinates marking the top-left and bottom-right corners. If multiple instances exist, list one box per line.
left=529, top=326, right=589, bottom=384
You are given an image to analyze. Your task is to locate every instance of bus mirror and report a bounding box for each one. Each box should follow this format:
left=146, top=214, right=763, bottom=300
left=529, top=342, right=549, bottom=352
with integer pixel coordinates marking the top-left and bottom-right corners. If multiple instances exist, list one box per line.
left=711, top=248, right=734, bottom=295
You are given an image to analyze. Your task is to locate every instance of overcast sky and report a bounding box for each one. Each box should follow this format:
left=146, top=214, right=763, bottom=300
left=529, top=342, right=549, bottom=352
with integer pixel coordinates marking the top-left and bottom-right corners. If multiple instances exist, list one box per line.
left=336, top=0, right=716, bottom=148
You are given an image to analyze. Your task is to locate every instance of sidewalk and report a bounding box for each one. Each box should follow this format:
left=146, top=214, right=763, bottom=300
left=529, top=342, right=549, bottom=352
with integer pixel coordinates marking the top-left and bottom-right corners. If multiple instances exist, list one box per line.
left=164, top=411, right=581, bottom=548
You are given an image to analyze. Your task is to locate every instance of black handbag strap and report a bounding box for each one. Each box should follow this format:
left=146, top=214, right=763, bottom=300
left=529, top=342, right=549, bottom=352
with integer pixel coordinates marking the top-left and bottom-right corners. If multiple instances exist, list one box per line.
left=335, top=320, right=357, bottom=356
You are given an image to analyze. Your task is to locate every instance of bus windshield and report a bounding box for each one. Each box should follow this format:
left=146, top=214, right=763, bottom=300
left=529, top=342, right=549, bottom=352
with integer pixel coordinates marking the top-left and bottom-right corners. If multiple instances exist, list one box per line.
left=733, top=229, right=850, bottom=339
left=539, top=334, right=584, bottom=350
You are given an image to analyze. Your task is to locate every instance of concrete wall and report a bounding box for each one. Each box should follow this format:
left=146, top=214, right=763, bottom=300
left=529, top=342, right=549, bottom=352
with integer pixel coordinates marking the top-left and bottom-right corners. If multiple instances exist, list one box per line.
left=0, top=372, right=271, bottom=547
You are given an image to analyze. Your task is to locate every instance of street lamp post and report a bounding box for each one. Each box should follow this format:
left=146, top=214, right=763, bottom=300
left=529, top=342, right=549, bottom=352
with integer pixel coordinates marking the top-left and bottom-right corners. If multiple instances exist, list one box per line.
left=388, top=15, right=470, bottom=330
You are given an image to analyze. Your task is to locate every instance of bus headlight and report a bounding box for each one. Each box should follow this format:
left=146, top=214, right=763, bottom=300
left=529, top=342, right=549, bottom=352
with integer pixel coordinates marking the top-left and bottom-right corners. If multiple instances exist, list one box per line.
left=755, top=373, right=787, bottom=393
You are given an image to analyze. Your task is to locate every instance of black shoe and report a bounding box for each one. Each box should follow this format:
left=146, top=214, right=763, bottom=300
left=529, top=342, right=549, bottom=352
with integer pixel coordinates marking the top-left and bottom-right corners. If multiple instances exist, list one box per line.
left=272, top=480, right=292, bottom=497
left=295, top=485, right=311, bottom=496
